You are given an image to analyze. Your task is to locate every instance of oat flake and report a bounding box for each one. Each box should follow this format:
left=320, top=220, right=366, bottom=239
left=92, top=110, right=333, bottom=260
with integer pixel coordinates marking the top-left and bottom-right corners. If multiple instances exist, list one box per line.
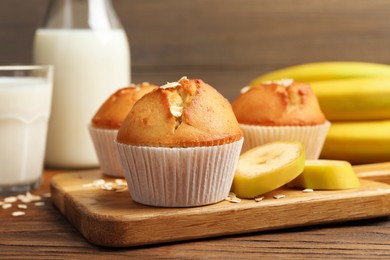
left=4, top=196, right=17, bottom=203
left=17, top=204, right=28, bottom=209
left=2, top=203, right=12, bottom=209
left=12, top=211, right=26, bottom=217
left=273, top=194, right=286, bottom=199
left=254, top=196, right=264, bottom=202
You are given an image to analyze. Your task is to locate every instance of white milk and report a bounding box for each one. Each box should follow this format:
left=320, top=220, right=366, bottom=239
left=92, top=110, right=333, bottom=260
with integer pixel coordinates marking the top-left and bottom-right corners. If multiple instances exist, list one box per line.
left=0, top=77, right=52, bottom=186
left=33, top=29, right=130, bottom=168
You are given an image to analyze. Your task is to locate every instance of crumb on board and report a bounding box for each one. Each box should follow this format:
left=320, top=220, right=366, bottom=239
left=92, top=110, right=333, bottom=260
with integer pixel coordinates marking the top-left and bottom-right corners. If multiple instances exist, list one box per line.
left=82, top=178, right=128, bottom=192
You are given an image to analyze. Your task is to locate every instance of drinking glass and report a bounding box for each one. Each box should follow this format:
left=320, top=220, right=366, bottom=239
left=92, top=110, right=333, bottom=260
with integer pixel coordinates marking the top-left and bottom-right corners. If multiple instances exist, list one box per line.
left=0, top=65, right=53, bottom=195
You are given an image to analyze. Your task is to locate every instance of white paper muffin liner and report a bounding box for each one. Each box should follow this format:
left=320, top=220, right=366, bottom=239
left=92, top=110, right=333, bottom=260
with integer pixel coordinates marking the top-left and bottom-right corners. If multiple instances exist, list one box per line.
left=116, top=138, right=244, bottom=207
left=240, top=121, right=331, bottom=159
left=89, top=125, right=124, bottom=177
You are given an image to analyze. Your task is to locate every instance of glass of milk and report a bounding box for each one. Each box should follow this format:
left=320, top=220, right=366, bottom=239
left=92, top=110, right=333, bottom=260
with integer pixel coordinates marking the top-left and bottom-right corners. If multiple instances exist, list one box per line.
left=0, top=65, right=53, bottom=195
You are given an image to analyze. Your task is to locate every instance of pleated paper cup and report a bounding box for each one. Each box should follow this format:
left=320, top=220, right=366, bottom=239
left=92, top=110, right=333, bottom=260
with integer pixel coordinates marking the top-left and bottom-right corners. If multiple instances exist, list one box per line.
left=240, top=121, right=331, bottom=159
left=116, top=138, right=244, bottom=207
left=88, top=125, right=124, bottom=177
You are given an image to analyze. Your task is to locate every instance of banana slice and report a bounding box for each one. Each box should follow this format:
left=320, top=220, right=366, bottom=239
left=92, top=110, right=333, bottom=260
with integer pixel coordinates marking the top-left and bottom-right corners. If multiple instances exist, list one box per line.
left=288, top=160, right=360, bottom=190
left=231, top=142, right=305, bottom=198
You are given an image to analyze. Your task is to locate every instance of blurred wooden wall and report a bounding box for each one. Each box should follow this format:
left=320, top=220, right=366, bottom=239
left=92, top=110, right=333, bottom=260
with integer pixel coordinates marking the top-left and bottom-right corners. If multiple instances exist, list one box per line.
left=1, top=0, right=390, bottom=101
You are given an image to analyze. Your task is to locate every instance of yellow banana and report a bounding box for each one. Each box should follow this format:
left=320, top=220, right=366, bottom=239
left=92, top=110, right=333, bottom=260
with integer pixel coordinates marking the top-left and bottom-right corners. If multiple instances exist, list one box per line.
left=288, top=160, right=360, bottom=190
left=320, top=120, right=390, bottom=165
left=232, top=142, right=305, bottom=198
left=250, top=61, right=390, bottom=85
left=310, top=77, right=390, bottom=121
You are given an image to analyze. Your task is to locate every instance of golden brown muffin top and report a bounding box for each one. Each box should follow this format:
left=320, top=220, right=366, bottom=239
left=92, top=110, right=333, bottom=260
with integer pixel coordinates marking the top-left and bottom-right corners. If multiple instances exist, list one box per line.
left=91, top=82, right=158, bottom=129
left=232, top=79, right=326, bottom=126
left=117, top=77, right=243, bottom=147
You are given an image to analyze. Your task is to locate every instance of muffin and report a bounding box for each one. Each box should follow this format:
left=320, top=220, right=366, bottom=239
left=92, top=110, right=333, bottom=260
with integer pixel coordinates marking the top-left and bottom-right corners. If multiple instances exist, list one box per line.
left=232, top=79, right=330, bottom=158
left=116, top=77, right=243, bottom=207
left=89, top=82, right=158, bottom=177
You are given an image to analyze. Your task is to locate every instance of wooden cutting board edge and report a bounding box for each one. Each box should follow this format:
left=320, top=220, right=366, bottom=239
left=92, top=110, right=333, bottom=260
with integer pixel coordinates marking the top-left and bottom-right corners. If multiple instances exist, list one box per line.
left=354, top=161, right=390, bottom=184
left=50, top=165, right=390, bottom=247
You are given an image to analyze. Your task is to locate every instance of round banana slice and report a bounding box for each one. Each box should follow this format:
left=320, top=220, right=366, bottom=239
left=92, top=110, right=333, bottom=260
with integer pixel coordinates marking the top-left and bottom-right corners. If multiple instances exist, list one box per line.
left=288, top=160, right=360, bottom=190
left=231, top=142, right=305, bottom=198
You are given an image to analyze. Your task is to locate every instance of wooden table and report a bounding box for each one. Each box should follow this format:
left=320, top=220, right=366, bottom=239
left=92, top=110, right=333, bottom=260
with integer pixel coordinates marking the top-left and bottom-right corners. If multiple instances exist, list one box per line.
left=1, top=168, right=390, bottom=259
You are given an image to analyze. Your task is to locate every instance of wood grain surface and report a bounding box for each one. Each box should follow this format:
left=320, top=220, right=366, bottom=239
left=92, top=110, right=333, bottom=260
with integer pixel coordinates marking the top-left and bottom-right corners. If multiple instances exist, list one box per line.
left=1, top=0, right=390, bottom=101
left=0, top=165, right=389, bottom=258
left=50, top=169, right=390, bottom=247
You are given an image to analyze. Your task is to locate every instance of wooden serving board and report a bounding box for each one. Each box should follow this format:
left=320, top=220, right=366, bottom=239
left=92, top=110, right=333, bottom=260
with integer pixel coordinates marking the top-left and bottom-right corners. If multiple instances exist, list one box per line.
left=50, top=163, right=390, bottom=247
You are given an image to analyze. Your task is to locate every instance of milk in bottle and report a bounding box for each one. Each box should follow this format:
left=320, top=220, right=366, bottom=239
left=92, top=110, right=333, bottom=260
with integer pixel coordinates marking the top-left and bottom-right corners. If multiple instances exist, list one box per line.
left=33, top=0, right=130, bottom=168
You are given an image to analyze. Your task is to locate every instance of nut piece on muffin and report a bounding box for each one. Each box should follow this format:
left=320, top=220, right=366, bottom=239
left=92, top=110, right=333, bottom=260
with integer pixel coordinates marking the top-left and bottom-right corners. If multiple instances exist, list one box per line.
left=232, top=79, right=330, bottom=158
left=89, top=82, right=158, bottom=177
left=116, top=77, right=244, bottom=207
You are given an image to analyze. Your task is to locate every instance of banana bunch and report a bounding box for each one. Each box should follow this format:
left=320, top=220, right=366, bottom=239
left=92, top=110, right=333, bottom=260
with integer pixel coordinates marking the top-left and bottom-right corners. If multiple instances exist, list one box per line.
left=250, top=61, right=390, bottom=165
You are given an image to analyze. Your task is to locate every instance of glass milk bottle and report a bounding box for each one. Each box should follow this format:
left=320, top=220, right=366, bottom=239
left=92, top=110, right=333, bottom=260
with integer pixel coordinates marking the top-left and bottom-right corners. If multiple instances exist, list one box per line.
left=33, top=0, right=130, bottom=168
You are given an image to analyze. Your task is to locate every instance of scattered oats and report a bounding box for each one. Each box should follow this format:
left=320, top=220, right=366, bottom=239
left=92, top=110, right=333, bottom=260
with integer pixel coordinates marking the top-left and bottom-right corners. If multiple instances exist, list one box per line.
left=273, top=194, right=286, bottom=199
left=101, top=182, right=114, bottom=191
left=116, top=183, right=127, bottom=189
left=26, top=192, right=41, bottom=201
left=92, top=179, right=105, bottom=186
left=17, top=194, right=30, bottom=203
left=12, top=211, right=25, bottom=217
left=254, top=196, right=265, bottom=202
left=302, top=188, right=314, bottom=193
left=34, top=202, right=45, bottom=207
left=263, top=78, right=294, bottom=87
left=17, top=204, right=28, bottom=209
left=160, top=81, right=181, bottom=89
left=17, top=194, right=25, bottom=200
left=2, top=203, right=12, bottom=209
left=115, top=179, right=126, bottom=185
left=0, top=191, right=51, bottom=216
left=83, top=178, right=128, bottom=192
left=240, top=86, right=251, bottom=94
left=19, top=198, right=30, bottom=203
left=4, top=196, right=17, bottom=203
